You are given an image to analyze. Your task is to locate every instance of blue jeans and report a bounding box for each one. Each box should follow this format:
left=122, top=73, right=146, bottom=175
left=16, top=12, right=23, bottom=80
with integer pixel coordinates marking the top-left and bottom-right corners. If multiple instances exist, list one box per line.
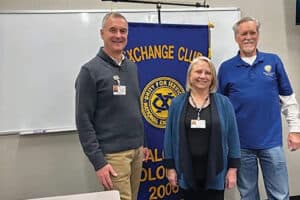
left=237, top=147, right=289, bottom=200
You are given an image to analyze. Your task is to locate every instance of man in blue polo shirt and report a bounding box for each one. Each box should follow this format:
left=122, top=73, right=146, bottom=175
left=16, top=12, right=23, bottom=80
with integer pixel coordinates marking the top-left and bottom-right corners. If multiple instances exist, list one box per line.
left=217, top=16, right=300, bottom=200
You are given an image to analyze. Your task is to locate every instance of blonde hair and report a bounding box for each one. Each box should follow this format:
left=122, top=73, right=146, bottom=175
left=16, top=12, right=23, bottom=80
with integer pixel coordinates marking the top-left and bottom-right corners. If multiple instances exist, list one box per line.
left=185, top=56, right=217, bottom=92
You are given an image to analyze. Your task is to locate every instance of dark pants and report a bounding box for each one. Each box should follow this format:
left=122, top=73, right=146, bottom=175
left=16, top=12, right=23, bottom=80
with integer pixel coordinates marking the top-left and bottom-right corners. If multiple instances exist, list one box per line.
left=182, top=187, right=224, bottom=200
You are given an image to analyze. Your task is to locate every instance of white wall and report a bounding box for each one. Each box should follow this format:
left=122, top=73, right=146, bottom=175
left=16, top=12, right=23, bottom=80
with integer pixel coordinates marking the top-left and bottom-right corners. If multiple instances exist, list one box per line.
left=0, top=0, right=299, bottom=199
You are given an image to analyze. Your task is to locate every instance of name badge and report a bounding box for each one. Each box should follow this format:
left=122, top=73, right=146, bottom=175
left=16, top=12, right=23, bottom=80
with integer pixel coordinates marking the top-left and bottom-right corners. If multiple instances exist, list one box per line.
left=113, top=85, right=126, bottom=95
left=191, top=119, right=206, bottom=129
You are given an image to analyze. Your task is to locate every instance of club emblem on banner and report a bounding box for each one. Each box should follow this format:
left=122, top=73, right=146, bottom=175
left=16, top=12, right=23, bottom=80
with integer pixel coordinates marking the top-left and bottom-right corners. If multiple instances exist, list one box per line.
left=140, top=77, right=185, bottom=128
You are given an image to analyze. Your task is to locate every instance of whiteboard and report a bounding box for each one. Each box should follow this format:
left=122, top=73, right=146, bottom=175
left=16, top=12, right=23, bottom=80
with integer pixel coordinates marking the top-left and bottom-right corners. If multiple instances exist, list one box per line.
left=0, top=8, right=240, bottom=134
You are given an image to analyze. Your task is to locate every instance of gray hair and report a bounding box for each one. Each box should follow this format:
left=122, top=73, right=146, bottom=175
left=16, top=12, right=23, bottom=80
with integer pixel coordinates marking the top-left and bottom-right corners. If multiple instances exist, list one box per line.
left=101, top=12, right=128, bottom=28
left=185, top=56, right=217, bottom=92
left=232, top=16, right=261, bottom=36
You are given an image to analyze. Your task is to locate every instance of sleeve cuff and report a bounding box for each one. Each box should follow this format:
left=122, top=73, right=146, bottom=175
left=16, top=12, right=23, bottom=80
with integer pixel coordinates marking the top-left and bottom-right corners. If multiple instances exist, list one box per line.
left=228, top=157, right=241, bottom=169
left=164, top=158, right=175, bottom=169
left=90, top=151, right=107, bottom=171
left=288, top=127, right=300, bottom=133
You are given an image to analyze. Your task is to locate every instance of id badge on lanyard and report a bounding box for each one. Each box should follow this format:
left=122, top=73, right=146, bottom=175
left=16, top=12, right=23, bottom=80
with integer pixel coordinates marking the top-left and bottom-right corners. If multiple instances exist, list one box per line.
left=113, top=75, right=126, bottom=95
left=190, top=95, right=208, bottom=129
left=191, top=119, right=206, bottom=129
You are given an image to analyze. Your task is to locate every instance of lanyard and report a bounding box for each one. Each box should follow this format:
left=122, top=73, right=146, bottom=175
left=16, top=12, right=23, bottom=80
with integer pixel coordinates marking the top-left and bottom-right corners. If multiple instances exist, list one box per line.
left=190, top=95, right=209, bottom=120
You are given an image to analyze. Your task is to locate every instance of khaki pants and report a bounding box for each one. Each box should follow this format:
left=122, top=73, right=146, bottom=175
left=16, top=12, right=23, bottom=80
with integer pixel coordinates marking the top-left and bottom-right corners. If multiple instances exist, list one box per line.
left=105, top=146, right=143, bottom=200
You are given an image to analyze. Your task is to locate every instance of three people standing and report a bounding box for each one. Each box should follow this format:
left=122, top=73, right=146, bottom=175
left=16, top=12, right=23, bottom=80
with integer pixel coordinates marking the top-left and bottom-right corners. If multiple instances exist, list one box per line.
left=76, top=11, right=300, bottom=200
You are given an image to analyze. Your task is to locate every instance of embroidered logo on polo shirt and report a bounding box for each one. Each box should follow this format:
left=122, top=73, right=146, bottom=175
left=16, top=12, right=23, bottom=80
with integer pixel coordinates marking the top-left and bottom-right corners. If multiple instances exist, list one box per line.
left=140, top=77, right=185, bottom=128
left=263, top=65, right=275, bottom=77
left=264, top=65, right=271, bottom=73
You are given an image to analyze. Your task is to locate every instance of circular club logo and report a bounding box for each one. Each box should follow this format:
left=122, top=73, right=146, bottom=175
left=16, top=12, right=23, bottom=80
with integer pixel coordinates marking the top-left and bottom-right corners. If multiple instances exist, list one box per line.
left=140, top=77, right=185, bottom=128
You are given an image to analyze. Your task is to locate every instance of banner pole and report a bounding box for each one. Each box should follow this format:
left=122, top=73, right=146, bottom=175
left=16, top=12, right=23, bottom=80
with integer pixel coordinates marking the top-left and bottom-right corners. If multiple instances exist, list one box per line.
left=208, top=22, right=214, bottom=59
left=101, top=0, right=209, bottom=8
left=101, top=0, right=209, bottom=24
left=156, top=2, right=161, bottom=24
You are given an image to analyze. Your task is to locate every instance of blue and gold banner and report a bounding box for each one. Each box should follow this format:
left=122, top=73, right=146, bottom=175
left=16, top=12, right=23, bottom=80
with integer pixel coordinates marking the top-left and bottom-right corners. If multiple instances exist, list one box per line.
left=125, top=22, right=209, bottom=200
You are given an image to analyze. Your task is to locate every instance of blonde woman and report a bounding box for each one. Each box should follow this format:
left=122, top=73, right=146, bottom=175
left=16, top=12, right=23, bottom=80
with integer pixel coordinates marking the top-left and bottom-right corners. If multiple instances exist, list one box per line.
left=164, top=56, right=240, bottom=200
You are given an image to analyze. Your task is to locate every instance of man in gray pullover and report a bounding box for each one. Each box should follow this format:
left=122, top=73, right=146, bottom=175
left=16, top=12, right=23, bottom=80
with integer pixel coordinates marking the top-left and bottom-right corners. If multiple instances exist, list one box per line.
left=75, top=12, right=149, bottom=200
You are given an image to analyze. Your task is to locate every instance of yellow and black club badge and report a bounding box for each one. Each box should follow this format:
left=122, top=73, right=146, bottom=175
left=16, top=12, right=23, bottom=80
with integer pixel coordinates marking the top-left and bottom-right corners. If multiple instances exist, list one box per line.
left=140, top=77, right=185, bottom=128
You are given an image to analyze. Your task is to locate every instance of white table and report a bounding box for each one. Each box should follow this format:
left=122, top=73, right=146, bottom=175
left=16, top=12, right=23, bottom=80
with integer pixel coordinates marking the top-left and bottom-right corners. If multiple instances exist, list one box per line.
left=25, top=191, right=120, bottom=200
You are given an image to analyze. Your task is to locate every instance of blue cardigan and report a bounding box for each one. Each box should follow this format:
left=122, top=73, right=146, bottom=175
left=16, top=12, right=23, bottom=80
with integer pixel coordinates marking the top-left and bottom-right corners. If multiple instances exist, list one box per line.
left=164, top=92, right=241, bottom=190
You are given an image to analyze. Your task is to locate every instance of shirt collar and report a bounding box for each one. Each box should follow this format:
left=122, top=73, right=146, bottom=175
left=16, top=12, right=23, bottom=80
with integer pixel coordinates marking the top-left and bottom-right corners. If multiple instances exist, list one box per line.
left=98, top=48, right=126, bottom=68
left=110, top=54, right=125, bottom=66
left=235, top=49, right=264, bottom=67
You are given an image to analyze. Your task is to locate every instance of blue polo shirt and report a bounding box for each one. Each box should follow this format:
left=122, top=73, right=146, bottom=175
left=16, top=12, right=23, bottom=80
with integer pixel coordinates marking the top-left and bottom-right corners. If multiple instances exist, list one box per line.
left=217, top=51, right=293, bottom=149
